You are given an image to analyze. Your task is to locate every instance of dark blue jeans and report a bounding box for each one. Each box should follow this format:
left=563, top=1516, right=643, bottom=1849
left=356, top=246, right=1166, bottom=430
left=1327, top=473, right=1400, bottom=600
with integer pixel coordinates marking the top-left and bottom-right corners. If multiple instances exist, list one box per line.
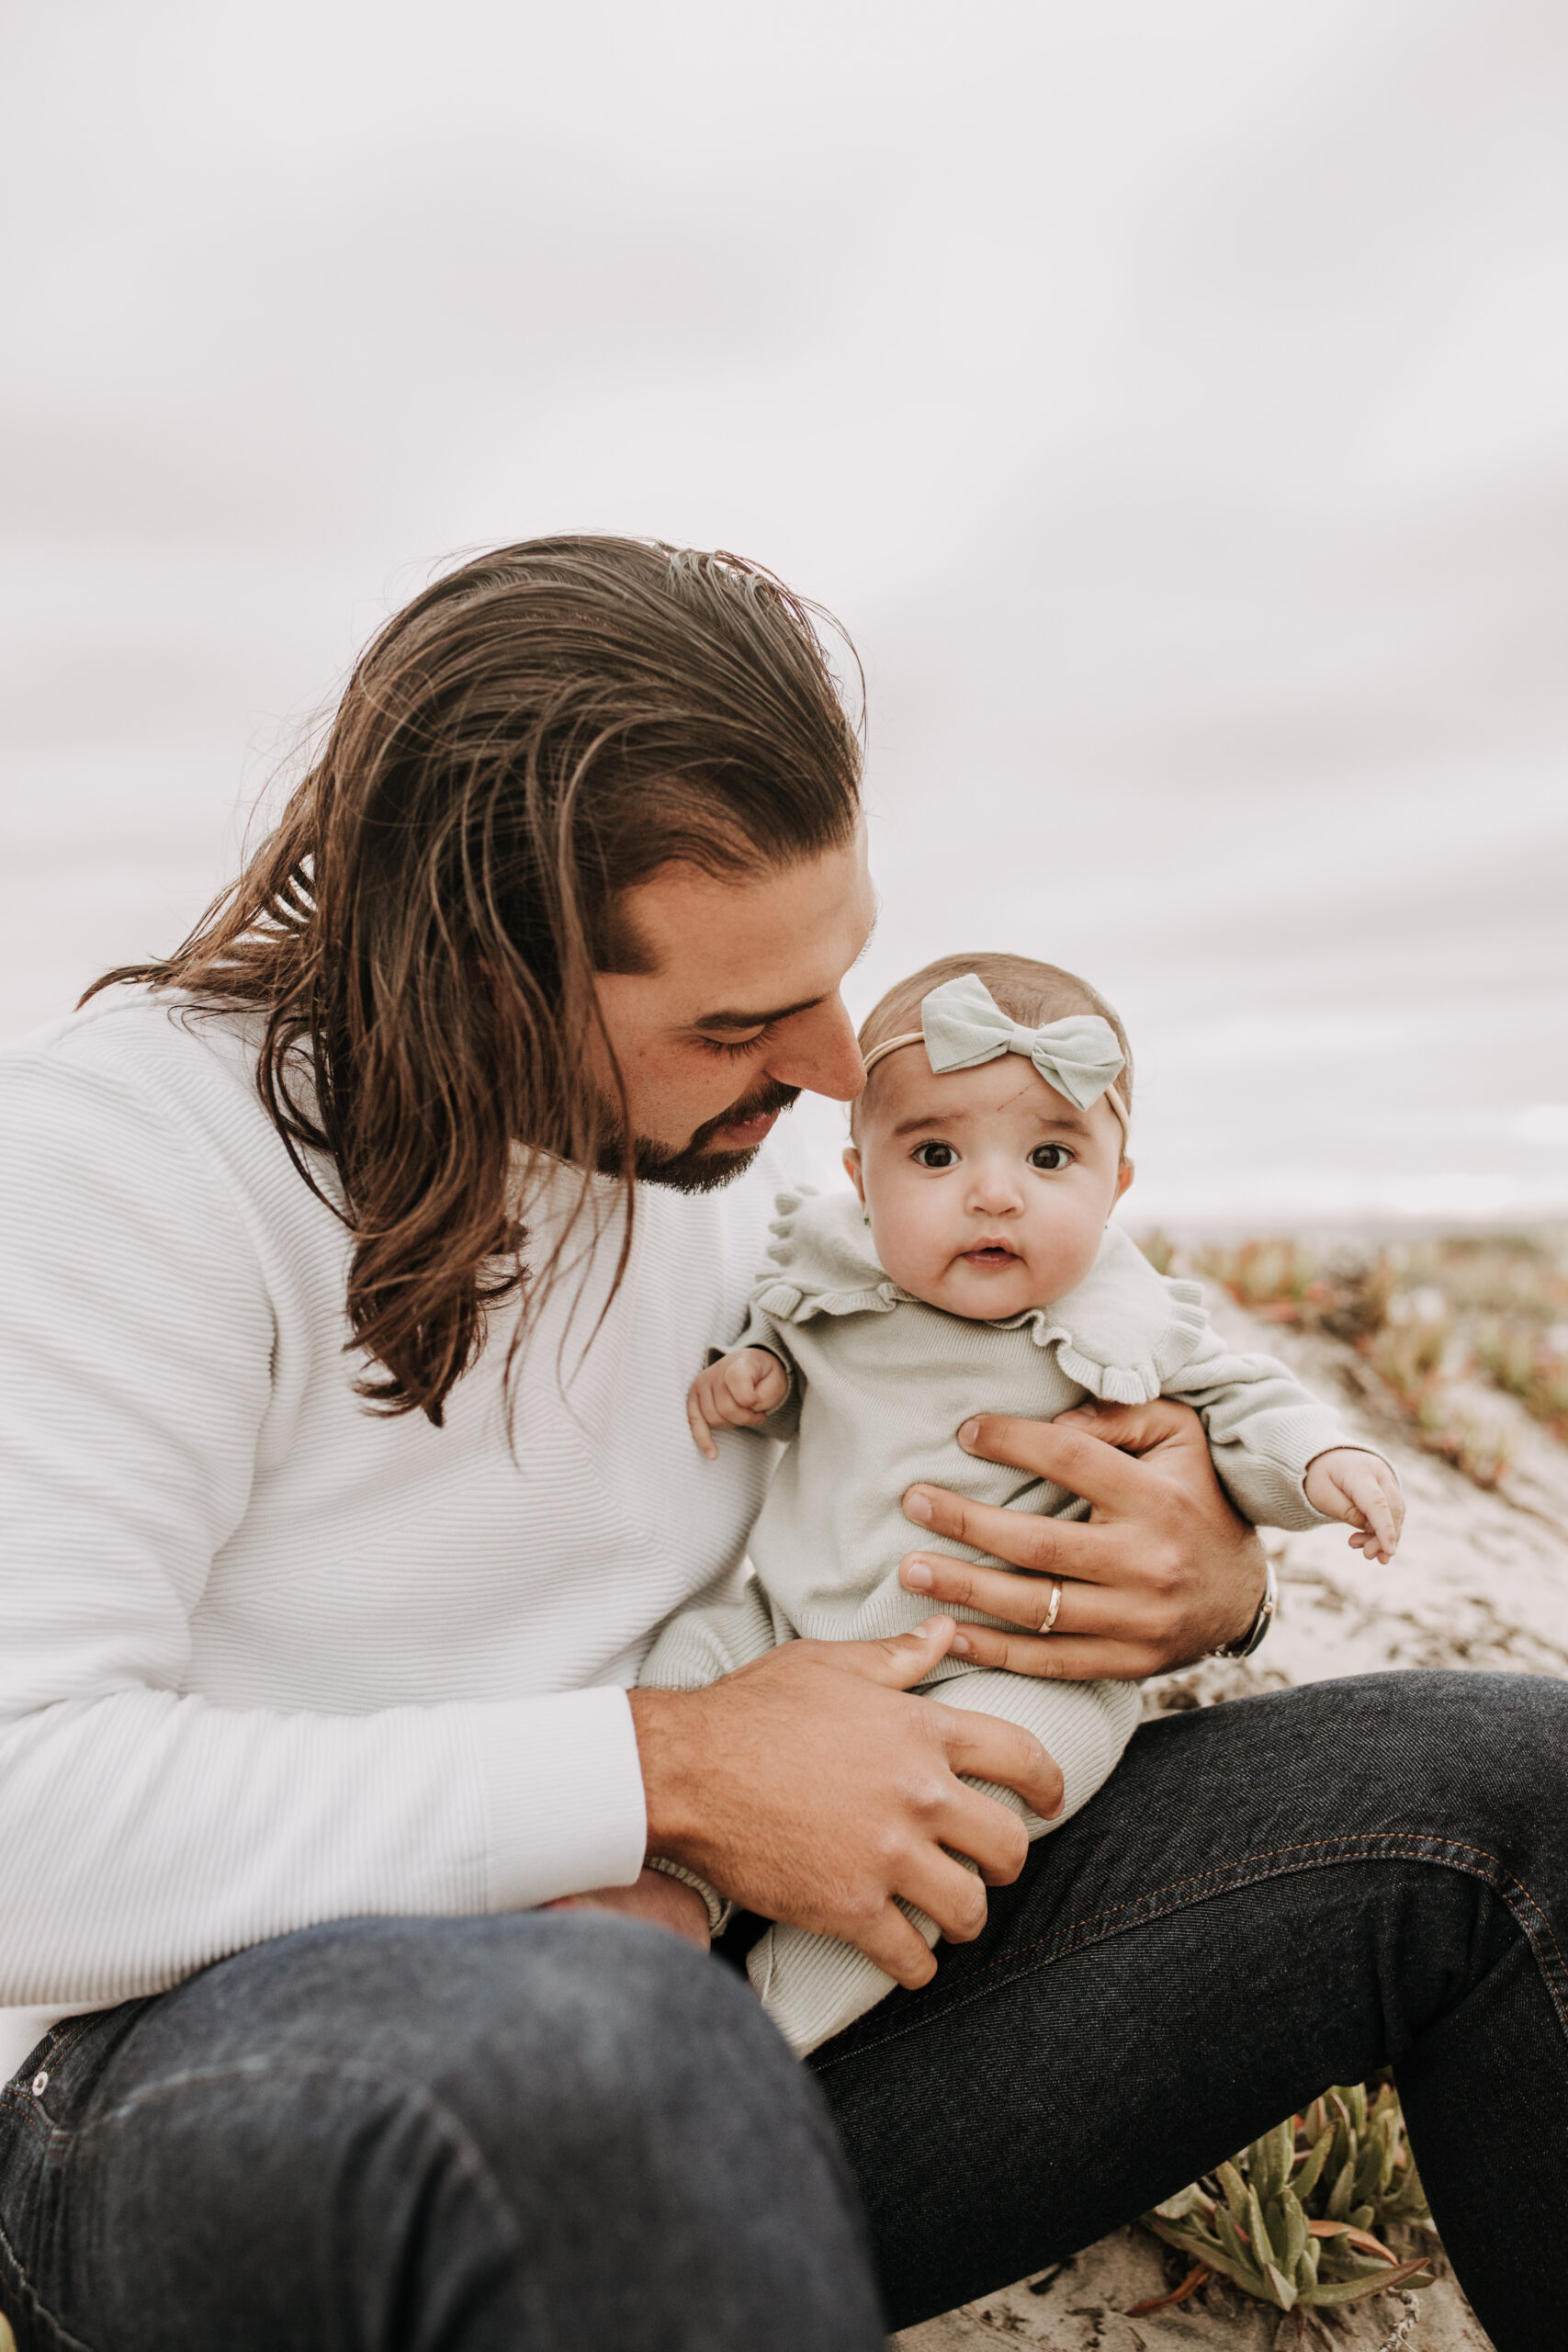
left=4, top=1672, right=1566, bottom=2350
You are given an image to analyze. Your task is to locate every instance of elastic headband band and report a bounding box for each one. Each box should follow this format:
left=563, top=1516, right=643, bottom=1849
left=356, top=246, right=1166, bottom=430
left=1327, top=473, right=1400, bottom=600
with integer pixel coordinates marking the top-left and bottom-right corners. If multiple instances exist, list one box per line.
left=860, top=973, right=1132, bottom=1146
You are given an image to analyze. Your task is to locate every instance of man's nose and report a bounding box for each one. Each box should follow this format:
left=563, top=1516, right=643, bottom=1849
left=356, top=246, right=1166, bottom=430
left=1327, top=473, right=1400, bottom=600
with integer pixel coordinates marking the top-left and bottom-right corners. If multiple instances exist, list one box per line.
left=766, top=995, right=865, bottom=1104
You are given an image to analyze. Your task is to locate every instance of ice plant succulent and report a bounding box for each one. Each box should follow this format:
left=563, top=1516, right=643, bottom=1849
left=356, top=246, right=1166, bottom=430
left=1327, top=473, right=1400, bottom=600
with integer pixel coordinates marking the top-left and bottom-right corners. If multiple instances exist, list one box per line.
left=1139, top=2081, right=1437, bottom=2315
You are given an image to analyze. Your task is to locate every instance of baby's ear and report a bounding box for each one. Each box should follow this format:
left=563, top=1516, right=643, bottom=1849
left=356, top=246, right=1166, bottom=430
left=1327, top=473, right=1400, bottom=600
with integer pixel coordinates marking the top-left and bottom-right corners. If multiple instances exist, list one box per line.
left=1113, top=1159, right=1135, bottom=1205
left=842, top=1146, right=866, bottom=1204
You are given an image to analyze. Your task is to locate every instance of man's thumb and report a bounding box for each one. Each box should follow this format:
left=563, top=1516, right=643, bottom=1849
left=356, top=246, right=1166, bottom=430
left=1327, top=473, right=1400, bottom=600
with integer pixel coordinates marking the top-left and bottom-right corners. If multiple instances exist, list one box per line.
left=836, top=1616, right=957, bottom=1689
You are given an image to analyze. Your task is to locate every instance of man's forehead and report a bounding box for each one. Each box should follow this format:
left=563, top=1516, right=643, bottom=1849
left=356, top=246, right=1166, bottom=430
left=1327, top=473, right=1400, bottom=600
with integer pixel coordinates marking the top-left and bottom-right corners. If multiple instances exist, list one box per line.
left=619, top=839, right=874, bottom=1016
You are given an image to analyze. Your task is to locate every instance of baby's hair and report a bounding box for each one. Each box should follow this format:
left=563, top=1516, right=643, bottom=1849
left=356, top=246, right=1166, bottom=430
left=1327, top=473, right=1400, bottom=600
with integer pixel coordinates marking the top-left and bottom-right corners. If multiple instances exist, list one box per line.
left=852, top=951, right=1134, bottom=1142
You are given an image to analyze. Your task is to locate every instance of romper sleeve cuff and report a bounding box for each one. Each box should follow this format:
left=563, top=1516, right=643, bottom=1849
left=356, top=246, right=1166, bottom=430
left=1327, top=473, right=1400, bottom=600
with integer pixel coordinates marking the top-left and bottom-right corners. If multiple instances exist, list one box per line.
left=468, top=1687, right=648, bottom=1912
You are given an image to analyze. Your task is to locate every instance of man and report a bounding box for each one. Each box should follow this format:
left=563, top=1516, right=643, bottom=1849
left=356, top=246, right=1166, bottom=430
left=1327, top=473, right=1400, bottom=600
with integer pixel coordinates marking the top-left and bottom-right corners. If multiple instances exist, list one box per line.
left=0, top=538, right=1561, bottom=2350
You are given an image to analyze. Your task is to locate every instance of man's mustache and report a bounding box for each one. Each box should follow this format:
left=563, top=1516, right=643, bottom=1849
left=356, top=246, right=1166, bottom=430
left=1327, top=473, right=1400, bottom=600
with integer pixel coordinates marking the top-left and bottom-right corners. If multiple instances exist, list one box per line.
left=686, top=1078, right=802, bottom=1152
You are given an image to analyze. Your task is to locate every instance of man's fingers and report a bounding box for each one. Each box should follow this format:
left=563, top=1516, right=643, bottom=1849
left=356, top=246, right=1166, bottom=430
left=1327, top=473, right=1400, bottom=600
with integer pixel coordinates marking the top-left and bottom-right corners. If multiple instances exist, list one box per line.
left=900, top=1545, right=1206, bottom=1674
left=953, top=1408, right=1199, bottom=1510
left=897, top=1850, right=991, bottom=1946
left=943, top=1623, right=1168, bottom=1682
left=930, top=1780, right=1032, bottom=1883
left=900, top=1547, right=1123, bottom=1628
left=901, top=1493, right=1115, bottom=1582
left=814, top=1617, right=960, bottom=1690
left=935, top=1713, right=1066, bottom=1824
left=850, top=1903, right=942, bottom=1991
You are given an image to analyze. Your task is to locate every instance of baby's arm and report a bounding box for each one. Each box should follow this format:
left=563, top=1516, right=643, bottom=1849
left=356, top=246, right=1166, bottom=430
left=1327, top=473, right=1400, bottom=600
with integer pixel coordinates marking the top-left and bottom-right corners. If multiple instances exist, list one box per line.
left=686, top=1345, right=790, bottom=1461
left=1303, top=1447, right=1404, bottom=1563
left=1161, top=1325, right=1402, bottom=1553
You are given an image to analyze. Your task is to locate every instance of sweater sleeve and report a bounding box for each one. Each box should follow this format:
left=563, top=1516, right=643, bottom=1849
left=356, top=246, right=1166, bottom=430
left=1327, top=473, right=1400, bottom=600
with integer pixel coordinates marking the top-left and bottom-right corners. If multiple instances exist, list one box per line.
left=0, top=1051, right=647, bottom=2012
left=1159, top=1320, right=1393, bottom=1531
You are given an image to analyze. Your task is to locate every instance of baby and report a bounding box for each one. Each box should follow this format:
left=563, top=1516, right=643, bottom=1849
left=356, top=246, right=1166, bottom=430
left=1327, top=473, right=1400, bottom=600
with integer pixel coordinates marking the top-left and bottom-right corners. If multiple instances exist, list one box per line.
left=639, top=952, right=1403, bottom=2054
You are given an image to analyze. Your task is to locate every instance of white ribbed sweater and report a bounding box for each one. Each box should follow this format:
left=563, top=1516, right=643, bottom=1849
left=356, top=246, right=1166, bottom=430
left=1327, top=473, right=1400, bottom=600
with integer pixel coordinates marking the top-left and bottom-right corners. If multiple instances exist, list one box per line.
left=0, top=995, right=780, bottom=2082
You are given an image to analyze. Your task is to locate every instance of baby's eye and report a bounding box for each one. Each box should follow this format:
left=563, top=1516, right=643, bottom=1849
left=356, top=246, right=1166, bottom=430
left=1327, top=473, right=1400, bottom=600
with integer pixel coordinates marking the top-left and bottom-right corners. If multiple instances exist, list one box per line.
left=912, top=1141, right=957, bottom=1170
left=1029, top=1144, right=1073, bottom=1171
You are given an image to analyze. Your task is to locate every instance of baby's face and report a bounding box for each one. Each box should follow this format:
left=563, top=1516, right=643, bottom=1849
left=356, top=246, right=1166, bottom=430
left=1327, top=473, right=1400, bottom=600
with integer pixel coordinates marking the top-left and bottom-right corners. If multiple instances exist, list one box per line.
left=848, top=1051, right=1132, bottom=1321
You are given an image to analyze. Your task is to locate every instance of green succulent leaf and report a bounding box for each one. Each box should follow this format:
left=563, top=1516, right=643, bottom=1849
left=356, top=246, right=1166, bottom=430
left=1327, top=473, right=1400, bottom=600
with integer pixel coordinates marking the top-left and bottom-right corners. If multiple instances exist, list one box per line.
left=1151, top=2184, right=1208, bottom=2223
left=1303, top=2258, right=1435, bottom=2308
left=1264, top=2262, right=1297, bottom=2311
left=1247, top=2184, right=1278, bottom=2270
left=1216, top=2159, right=1250, bottom=2225
left=1326, top=2156, right=1356, bottom=2221
left=1137, top=2080, right=1440, bottom=2318
left=1292, top=2125, right=1335, bottom=2203
left=1277, top=2187, right=1308, bottom=2278
left=1142, top=2214, right=1269, bottom=2301
left=1356, top=2112, right=1393, bottom=2203
left=1251, top=2119, right=1293, bottom=2203
left=1215, top=2205, right=1250, bottom=2271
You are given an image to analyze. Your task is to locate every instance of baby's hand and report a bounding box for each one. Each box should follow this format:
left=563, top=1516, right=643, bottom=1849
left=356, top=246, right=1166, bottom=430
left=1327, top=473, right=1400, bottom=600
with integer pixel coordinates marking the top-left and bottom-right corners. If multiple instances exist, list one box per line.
left=1303, top=1448, right=1404, bottom=1564
left=686, top=1347, right=790, bottom=1460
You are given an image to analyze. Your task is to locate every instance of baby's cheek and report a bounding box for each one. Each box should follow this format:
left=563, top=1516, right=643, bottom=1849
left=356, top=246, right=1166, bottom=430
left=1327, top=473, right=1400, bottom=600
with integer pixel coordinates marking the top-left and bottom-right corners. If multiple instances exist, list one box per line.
left=1036, top=1200, right=1104, bottom=1286
left=875, top=1198, right=956, bottom=1291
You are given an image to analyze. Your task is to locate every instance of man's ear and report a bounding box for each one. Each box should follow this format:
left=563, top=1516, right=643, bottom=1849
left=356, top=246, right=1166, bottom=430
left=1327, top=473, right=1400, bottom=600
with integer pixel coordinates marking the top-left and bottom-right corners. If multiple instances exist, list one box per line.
left=843, top=1146, right=865, bottom=1204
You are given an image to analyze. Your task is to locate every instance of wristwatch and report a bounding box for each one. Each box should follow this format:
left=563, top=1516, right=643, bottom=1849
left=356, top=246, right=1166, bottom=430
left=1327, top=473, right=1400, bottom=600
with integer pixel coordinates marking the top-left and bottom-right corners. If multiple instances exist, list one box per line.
left=1213, top=1559, right=1278, bottom=1660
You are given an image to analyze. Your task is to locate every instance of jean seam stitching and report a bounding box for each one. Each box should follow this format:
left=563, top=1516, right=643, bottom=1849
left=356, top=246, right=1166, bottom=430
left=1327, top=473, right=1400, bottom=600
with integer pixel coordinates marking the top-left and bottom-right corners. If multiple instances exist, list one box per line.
left=813, top=1832, right=1568, bottom=2074
left=0, top=2203, right=99, bottom=2352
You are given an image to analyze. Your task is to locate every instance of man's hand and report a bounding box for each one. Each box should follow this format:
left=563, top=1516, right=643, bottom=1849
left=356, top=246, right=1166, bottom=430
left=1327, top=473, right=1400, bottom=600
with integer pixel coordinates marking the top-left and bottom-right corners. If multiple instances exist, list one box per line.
left=686, top=1347, right=791, bottom=1460
left=630, top=1618, right=1064, bottom=1992
left=897, top=1399, right=1267, bottom=1679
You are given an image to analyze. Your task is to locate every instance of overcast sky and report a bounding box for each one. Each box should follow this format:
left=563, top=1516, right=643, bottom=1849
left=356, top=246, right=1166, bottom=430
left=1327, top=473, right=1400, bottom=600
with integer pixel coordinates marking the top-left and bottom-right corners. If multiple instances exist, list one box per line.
left=3, top=0, right=1565, bottom=1223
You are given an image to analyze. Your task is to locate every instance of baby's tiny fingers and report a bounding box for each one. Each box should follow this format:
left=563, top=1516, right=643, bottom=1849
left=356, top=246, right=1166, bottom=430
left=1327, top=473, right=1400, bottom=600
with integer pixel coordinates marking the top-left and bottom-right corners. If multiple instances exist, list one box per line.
left=685, top=1396, right=720, bottom=1462
left=1364, top=1493, right=1400, bottom=1557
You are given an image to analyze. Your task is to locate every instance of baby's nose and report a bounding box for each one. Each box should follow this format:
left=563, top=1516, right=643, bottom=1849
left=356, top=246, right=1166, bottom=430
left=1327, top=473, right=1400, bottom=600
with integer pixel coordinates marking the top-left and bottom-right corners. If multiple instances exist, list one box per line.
left=968, top=1170, right=1023, bottom=1213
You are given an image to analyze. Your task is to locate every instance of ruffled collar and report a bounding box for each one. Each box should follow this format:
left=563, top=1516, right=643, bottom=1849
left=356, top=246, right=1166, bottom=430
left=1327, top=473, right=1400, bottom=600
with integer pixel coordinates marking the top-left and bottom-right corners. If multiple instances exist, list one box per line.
left=750, top=1187, right=1209, bottom=1407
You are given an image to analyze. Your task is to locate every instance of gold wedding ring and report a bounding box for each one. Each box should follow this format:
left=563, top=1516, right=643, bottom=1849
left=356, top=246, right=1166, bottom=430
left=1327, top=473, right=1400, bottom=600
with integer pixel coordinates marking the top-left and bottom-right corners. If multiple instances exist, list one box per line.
left=1042, top=1580, right=1063, bottom=1634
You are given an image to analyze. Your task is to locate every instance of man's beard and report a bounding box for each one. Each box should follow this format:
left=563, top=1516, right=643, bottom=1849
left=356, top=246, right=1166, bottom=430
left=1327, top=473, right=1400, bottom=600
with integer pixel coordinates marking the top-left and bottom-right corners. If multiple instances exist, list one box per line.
left=596, top=1078, right=802, bottom=1194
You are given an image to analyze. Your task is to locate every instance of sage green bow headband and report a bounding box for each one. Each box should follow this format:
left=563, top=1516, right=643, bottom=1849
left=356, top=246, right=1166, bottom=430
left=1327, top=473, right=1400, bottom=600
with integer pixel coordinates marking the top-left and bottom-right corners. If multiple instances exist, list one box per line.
left=862, top=972, right=1131, bottom=1142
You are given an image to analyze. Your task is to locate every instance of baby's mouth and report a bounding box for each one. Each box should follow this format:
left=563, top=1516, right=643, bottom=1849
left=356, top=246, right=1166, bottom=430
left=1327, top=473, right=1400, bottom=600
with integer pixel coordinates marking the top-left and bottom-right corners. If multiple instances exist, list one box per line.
left=962, top=1242, right=1021, bottom=1269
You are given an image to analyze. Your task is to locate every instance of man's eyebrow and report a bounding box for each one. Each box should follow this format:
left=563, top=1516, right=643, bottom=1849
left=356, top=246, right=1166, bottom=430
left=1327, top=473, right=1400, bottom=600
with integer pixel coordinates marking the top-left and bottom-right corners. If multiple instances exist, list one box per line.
left=690, top=995, right=827, bottom=1032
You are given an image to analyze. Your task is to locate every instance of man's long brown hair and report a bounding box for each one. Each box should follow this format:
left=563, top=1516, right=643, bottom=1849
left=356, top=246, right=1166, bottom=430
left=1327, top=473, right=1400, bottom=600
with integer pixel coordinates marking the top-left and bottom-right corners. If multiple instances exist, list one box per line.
left=86, top=537, right=863, bottom=1424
